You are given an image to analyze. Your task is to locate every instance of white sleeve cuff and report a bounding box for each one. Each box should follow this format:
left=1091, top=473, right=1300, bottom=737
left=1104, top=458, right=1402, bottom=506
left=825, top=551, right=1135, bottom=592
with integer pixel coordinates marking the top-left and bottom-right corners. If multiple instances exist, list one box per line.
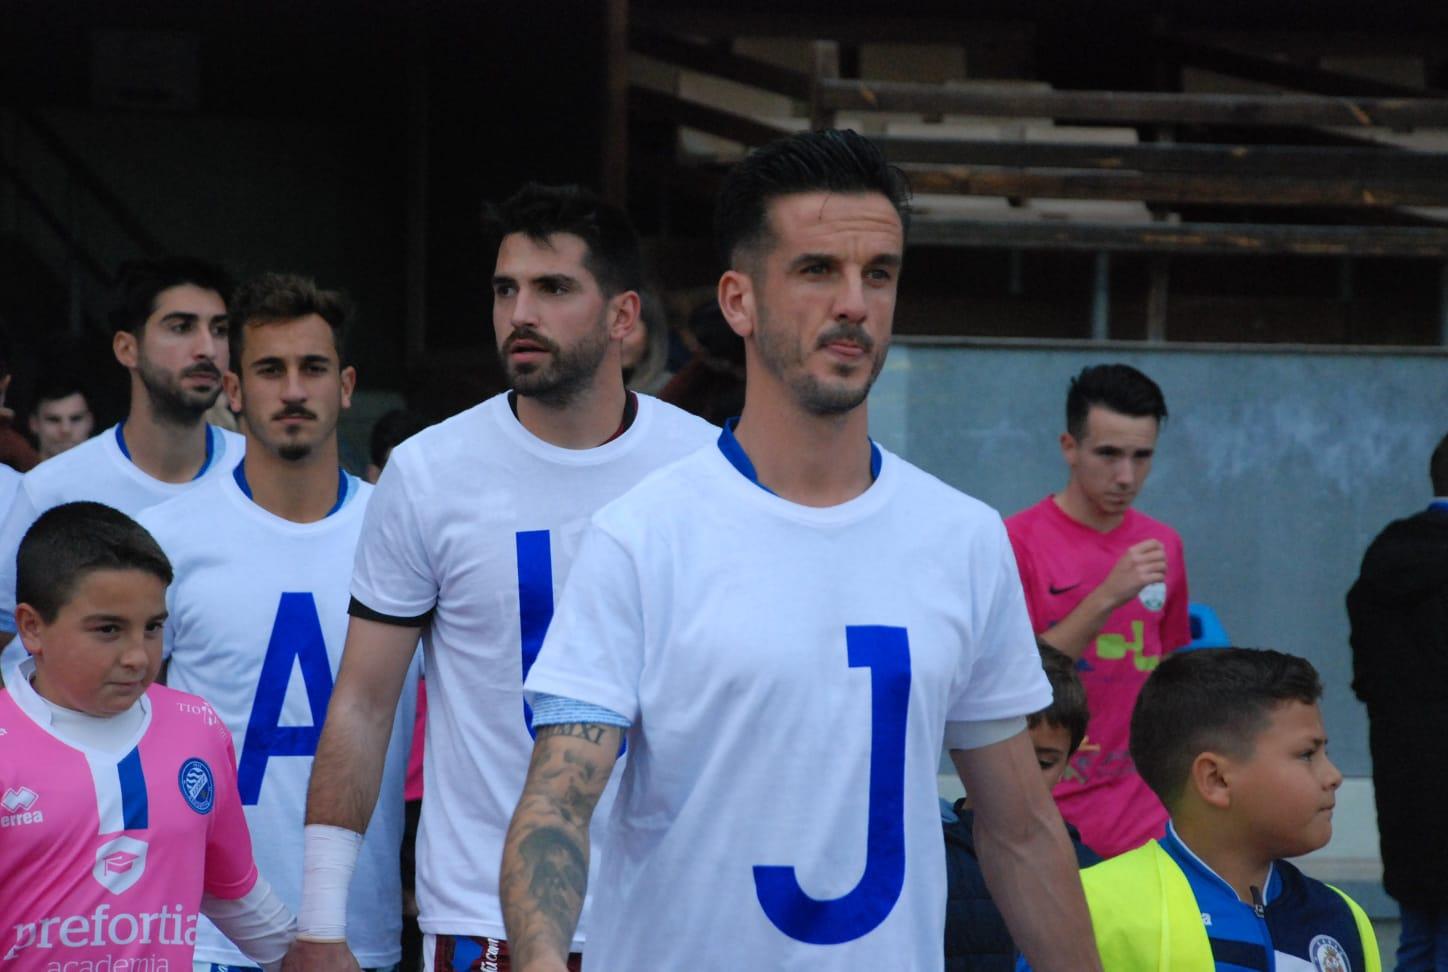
left=202, top=876, right=296, bottom=972
left=944, top=715, right=1028, bottom=751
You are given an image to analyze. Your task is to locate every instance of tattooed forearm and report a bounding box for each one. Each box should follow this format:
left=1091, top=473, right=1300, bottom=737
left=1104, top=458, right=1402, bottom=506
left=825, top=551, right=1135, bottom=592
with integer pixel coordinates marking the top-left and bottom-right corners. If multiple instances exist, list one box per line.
left=535, top=722, right=609, bottom=745
left=501, top=725, right=622, bottom=970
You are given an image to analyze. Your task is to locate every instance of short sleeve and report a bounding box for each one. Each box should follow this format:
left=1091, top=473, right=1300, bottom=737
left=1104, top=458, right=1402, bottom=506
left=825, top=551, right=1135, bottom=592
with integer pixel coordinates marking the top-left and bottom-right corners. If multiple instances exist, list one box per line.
left=1005, top=520, right=1047, bottom=634
left=0, top=484, right=43, bottom=630
left=204, top=713, right=261, bottom=900
left=350, top=454, right=439, bottom=620
left=523, top=525, right=646, bottom=724
left=1163, top=533, right=1191, bottom=652
left=949, top=516, right=1052, bottom=723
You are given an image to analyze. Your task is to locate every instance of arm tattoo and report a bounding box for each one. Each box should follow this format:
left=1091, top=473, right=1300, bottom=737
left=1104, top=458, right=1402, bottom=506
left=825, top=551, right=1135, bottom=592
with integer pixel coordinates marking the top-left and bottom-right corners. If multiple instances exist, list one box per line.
left=535, top=722, right=609, bottom=746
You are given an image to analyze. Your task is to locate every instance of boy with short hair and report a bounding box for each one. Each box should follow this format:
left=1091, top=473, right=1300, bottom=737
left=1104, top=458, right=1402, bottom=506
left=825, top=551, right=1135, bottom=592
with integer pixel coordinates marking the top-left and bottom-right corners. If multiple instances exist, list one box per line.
left=945, top=644, right=1100, bottom=970
left=0, top=502, right=294, bottom=971
left=1026, top=647, right=1379, bottom=971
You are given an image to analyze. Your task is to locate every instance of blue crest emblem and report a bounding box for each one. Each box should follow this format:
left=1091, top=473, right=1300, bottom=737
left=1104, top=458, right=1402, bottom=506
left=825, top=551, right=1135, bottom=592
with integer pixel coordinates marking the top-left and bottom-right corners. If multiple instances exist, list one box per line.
left=178, top=758, right=215, bottom=814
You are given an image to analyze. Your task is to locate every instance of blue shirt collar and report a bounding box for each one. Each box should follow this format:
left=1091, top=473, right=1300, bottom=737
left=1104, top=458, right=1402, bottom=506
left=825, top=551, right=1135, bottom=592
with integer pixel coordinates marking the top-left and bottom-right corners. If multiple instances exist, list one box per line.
left=1161, top=820, right=1281, bottom=906
left=233, top=461, right=350, bottom=518
left=717, top=417, right=882, bottom=496
left=1430, top=498, right=1448, bottom=513
left=115, top=421, right=217, bottom=481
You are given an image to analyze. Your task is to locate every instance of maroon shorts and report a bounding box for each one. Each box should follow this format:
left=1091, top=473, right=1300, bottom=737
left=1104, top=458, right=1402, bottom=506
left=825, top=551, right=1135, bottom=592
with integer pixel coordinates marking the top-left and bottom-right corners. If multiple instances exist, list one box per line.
left=431, top=934, right=582, bottom=972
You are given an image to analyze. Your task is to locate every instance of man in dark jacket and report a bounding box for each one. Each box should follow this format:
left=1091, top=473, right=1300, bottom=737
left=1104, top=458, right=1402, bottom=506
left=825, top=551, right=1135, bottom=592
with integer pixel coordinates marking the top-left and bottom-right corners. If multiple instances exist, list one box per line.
left=1347, top=430, right=1448, bottom=972
left=944, top=645, right=1101, bottom=971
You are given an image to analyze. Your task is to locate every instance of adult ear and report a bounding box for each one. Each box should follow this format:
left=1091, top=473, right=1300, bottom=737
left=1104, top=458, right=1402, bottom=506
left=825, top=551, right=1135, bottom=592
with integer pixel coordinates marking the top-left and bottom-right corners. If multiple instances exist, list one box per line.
left=1189, top=751, right=1233, bottom=810
left=717, top=270, right=756, bottom=339
left=113, top=329, right=140, bottom=370
left=1059, top=431, right=1078, bottom=464
left=14, top=603, right=46, bottom=657
left=607, top=291, right=641, bottom=343
left=339, top=366, right=357, bottom=411
left=222, top=370, right=243, bottom=414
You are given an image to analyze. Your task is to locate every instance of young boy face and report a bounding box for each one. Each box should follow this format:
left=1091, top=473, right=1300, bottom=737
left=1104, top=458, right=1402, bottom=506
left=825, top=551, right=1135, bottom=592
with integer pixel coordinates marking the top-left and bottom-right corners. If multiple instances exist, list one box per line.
left=1229, top=700, right=1343, bottom=859
left=1030, top=720, right=1074, bottom=790
left=20, top=568, right=168, bottom=716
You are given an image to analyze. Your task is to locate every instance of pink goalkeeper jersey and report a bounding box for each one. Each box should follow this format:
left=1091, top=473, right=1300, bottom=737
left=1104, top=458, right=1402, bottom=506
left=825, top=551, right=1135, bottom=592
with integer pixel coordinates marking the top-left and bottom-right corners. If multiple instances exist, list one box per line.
left=1006, top=496, right=1190, bottom=858
left=0, top=678, right=258, bottom=971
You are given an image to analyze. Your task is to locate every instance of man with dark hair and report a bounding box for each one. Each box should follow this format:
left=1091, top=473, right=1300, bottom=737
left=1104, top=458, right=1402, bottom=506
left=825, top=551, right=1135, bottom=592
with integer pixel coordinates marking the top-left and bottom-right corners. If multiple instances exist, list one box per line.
left=141, top=273, right=416, bottom=972
left=1347, top=430, right=1448, bottom=970
left=2, top=501, right=297, bottom=972
left=0, top=256, right=244, bottom=666
left=364, top=409, right=428, bottom=485
left=1019, top=649, right=1377, bottom=972
left=27, top=375, right=95, bottom=461
left=1005, top=363, right=1189, bottom=858
left=285, top=185, right=712, bottom=972
left=501, top=130, right=1100, bottom=971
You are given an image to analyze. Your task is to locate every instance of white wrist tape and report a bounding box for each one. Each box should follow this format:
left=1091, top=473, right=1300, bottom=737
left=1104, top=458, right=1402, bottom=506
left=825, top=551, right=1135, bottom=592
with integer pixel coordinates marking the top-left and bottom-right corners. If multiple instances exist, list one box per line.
left=298, top=824, right=363, bottom=942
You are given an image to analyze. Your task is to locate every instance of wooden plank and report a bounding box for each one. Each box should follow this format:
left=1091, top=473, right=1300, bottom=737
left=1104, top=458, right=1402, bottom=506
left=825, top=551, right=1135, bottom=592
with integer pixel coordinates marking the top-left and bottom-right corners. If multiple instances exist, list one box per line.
left=810, top=40, right=840, bottom=130
left=632, top=29, right=813, bottom=100
left=870, top=136, right=1448, bottom=180
left=821, top=80, right=1448, bottom=128
left=905, top=219, right=1448, bottom=257
left=1157, top=34, right=1441, bottom=99
left=901, top=165, right=1448, bottom=207
left=629, top=86, right=792, bottom=148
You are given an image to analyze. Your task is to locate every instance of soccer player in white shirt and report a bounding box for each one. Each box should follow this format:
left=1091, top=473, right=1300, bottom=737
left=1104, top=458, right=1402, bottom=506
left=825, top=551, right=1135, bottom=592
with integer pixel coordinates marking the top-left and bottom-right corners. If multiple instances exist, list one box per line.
left=139, top=274, right=416, bottom=972
left=500, top=130, right=1105, bottom=972
left=283, top=185, right=714, bottom=972
left=0, top=257, right=244, bottom=664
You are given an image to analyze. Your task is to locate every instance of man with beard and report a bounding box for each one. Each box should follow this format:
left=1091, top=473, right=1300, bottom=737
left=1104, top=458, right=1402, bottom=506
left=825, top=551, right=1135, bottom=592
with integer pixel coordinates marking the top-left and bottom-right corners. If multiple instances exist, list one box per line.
left=0, top=257, right=244, bottom=668
left=283, top=184, right=713, bottom=972
left=501, top=130, right=1100, bottom=971
left=140, top=274, right=416, bottom=972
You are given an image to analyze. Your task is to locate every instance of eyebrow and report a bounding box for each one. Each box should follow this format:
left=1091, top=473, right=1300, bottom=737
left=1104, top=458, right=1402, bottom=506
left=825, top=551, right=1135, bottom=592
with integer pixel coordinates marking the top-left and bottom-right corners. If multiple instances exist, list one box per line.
left=249, top=354, right=334, bottom=368
left=491, top=273, right=582, bottom=289
left=789, top=252, right=904, bottom=269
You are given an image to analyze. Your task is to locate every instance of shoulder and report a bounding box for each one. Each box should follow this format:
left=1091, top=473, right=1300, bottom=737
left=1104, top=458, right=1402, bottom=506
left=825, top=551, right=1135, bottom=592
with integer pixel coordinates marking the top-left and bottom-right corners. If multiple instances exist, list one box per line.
left=884, top=450, right=1003, bottom=523
left=147, top=685, right=232, bottom=746
left=137, top=475, right=227, bottom=534
left=1126, top=508, right=1184, bottom=546
left=386, top=399, right=496, bottom=477
left=634, top=395, right=718, bottom=449
left=214, top=426, right=247, bottom=462
left=592, top=445, right=720, bottom=531
left=1081, top=840, right=1168, bottom=894
left=19, top=431, right=117, bottom=499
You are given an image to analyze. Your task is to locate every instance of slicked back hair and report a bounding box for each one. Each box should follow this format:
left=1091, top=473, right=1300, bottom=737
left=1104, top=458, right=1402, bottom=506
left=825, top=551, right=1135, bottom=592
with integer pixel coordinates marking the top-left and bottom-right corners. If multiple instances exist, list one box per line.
left=482, top=183, right=643, bottom=298
left=1028, top=643, right=1090, bottom=755
left=1065, top=364, right=1168, bottom=441
left=1431, top=431, right=1448, bottom=496
left=228, top=273, right=352, bottom=368
left=1130, top=648, right=1323, bottom=811
left=714, top=128, right=911, bottom=271
left=16, top=502, right=173, bottom=623
left=109, top=257, right=233, bottom=338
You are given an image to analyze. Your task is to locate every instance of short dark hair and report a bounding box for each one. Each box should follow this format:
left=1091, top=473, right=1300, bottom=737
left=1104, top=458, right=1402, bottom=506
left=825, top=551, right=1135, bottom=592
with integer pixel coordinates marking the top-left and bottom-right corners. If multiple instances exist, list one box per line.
left=29, top=373, right=90, bottom=414
left=369, top=408, right=429, bottom=468
left=1431, top=431, right=1448, bottom=496
left=109, top=257, right=233, bottom=337
left=1130, top=648, right=1322, bottom=811
left=1065, top=364, right=1168, bottom=441
left=228, top=273, right=351, bottom=367
left=1028, top=643, right=1090, bottom=755
left=16, top=502, right=173, bottom=623
left=482, top=183, right=642, bottom=297
left=713, top=128, right=911, bottom=271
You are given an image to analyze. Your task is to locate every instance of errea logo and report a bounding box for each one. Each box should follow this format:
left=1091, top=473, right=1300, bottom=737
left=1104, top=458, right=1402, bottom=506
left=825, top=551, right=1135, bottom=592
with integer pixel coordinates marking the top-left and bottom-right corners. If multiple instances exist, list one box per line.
left=1, top=786, right=43, bottom=828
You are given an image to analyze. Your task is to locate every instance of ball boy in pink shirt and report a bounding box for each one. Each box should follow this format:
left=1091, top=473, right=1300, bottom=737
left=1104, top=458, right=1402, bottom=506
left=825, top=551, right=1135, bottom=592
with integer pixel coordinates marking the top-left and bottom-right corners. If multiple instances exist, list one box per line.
left=0, top=502, right=295, bottom=971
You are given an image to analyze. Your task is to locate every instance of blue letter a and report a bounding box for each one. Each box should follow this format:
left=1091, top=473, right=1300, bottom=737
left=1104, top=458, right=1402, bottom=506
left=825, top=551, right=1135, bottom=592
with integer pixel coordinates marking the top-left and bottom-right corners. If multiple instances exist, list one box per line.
left=238, top=593, right=335, bottom=805
left=753, top=625, right=912, bottom=945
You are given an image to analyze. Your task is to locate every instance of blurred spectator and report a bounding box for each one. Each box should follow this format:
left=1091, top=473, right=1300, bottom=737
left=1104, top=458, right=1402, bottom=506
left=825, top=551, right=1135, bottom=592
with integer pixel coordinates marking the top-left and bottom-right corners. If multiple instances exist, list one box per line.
left=0, top=339, right=39, bottom=473
left=367, top=408, right=430, bottom=484
left=26, top=375, right=95, bottom=461
left=622, top=289, right=675, bottom=395
left=1347, top=430, right=1448, bottom=971
left=657, top=299, right=745, bottom=426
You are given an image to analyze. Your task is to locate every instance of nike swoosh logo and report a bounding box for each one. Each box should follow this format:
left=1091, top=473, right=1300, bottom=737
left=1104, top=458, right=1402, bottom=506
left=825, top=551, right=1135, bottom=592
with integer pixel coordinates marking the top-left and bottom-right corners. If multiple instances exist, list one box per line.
left=1049, top=582, right=1082, bottom=595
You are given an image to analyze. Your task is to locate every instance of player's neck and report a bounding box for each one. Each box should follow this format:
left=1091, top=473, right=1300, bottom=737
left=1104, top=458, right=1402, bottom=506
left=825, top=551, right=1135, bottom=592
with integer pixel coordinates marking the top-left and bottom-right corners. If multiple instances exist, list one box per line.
left=1172, top=815, right=1273, bottom=906
left=1053, top=485, right=1125, bottom=533
left=241, top=438, right=343, bottom=523
left=513, top=376, right=629, bottom=450
left=733, top=392, right=873, bottom=508
left=122, top=396, right=210, bottom=483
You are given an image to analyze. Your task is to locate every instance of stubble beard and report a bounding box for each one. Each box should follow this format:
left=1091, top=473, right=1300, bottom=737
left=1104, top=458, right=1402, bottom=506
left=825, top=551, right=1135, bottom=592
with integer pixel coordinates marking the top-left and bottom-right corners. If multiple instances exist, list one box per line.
left=137, top=355, right=219, bottom=427
left=753, top=311, right=887, bottom=417
left=503, top=316, right=613, bottom=410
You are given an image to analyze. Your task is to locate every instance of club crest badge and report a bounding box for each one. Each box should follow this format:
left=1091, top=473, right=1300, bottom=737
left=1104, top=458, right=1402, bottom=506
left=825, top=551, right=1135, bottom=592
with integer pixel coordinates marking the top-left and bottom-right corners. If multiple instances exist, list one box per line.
left=179, top=757, right=215, bottom=814
left=1138, top=581, right=1166, bottom=612
left=1310, top=934, right=1351, bottom=972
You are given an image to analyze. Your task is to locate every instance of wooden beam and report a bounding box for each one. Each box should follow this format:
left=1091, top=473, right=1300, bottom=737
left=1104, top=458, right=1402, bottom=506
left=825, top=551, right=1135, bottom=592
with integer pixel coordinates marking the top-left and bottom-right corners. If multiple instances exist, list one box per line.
left=1157, top=34, right=1442, bottom=98
left=632, top=29, right=813, bottom=100
left=905, top=220, right=1448, bottom=258
left=603, top=0, right=631, bottom=204
left=629, top=87, right=793, bottom=148
left=902, top=165, right=1448, bottom=207
left=871, top=137, right=1448, bottom=180
left=810, top=40, right=840, bottom=131
left=821, top=80, right=1448, bottom=128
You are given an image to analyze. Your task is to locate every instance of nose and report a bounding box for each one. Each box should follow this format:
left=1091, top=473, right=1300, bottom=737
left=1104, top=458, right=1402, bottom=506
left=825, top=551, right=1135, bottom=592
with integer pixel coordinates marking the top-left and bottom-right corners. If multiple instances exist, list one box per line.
left=281, top=367, right=308, bottom=402
left=118, top=635, right=151, bottom=673
left=1323, top=753, right=1344, bottom=791
left=833, top=273, right=868, bottom=324
left=508, top=288, right=540, bottom=330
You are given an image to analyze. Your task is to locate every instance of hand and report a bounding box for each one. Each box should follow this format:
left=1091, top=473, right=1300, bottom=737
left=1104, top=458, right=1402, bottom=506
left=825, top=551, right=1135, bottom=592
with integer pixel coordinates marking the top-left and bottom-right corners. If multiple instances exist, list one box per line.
left=281, top=939, right=361, bottom=972
left=1097, top=540, right=1167, bottom=610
